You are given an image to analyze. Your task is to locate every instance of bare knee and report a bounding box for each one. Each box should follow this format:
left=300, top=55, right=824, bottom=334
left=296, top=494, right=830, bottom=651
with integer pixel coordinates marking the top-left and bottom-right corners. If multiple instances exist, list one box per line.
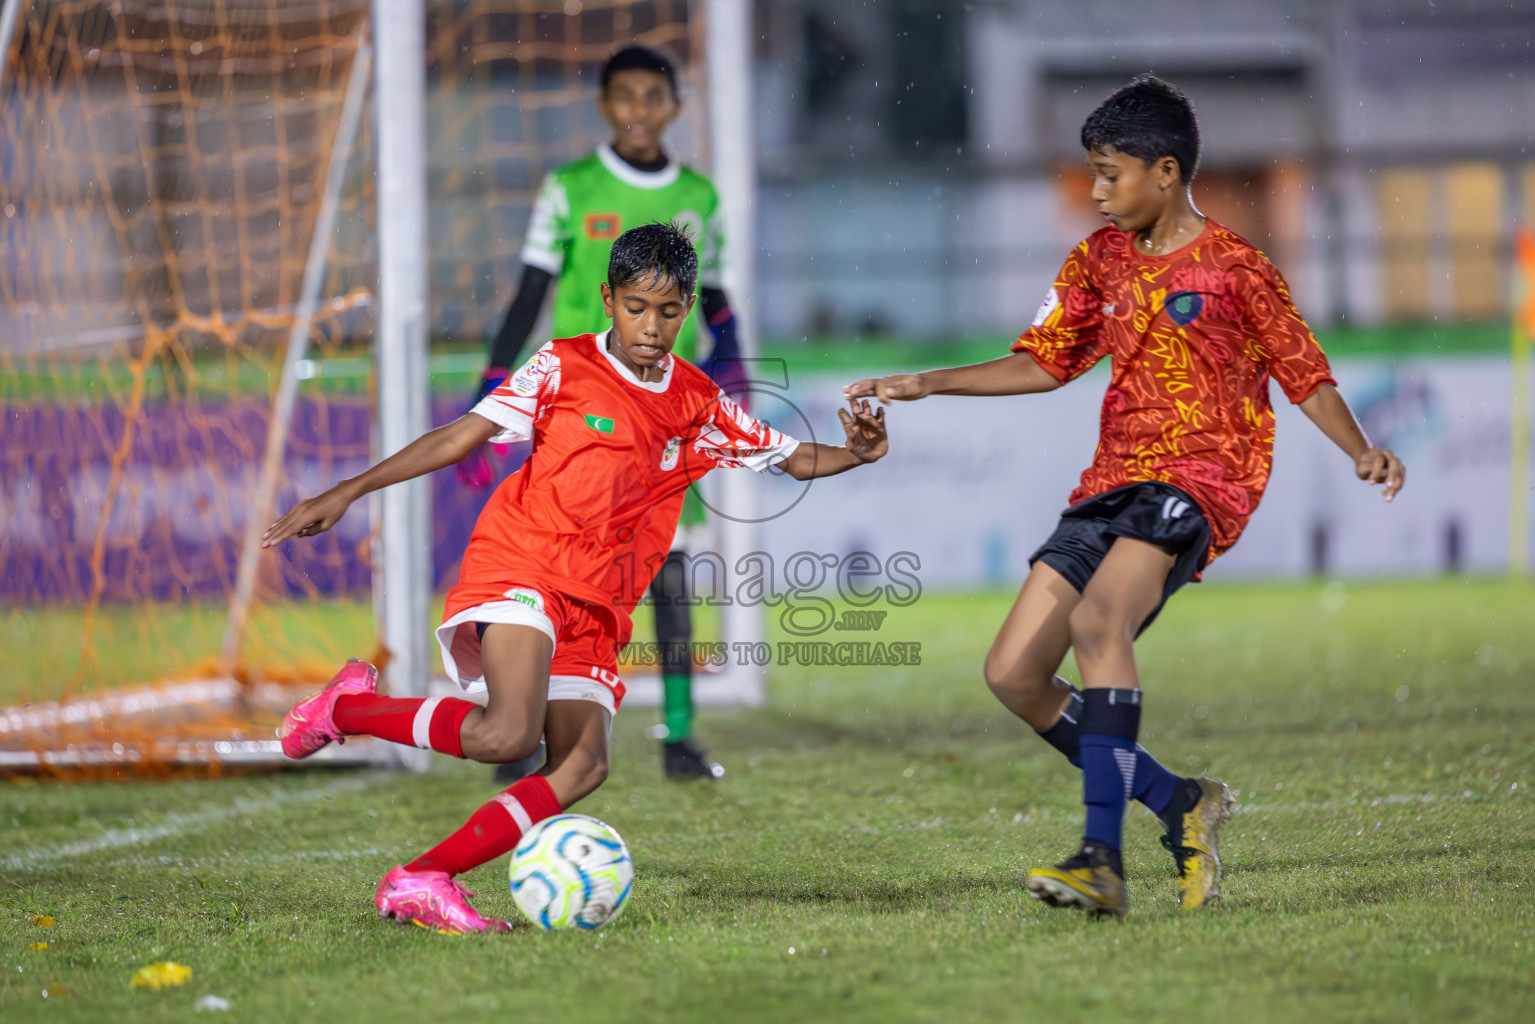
left=466, top=715, right=542, bottom=765
left=1068, top=592, right=1132, bottom=662
left=983, top=649, right=1066, bottom=726
left=983, top=648, right=1045, bottom=702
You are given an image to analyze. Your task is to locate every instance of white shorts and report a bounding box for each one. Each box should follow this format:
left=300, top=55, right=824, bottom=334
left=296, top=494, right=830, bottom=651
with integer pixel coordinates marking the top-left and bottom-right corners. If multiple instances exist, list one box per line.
left=435, top=594, right=620, bottom=716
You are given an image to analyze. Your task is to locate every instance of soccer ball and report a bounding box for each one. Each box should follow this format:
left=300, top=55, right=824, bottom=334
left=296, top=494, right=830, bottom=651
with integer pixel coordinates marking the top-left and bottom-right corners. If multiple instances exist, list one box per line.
left=508, top=814, right=633, bottom=930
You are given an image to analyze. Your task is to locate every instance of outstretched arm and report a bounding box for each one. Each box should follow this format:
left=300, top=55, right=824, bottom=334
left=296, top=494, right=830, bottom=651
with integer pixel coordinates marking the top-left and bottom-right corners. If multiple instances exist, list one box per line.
left=1298, top=383, right=1405, bottom=501
left=780, top=401, right=888, bottom=480
left=264, top=413, right=500, bottom=546
left=843, top=351, right=1063, bottom=404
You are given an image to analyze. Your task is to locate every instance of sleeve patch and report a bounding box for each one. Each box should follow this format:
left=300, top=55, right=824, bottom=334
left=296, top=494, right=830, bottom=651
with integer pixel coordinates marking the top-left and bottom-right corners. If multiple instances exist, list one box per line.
left=509, top=344, right=558, bottom=397
left=472, top=343, right=561, bottom=444
left=1032, top=287, right=1060, bottom=327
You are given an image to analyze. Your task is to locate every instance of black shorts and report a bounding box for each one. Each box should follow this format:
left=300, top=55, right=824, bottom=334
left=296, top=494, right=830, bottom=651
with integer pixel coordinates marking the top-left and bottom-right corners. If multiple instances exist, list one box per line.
left=1029, top=482, right=1212, bottom=635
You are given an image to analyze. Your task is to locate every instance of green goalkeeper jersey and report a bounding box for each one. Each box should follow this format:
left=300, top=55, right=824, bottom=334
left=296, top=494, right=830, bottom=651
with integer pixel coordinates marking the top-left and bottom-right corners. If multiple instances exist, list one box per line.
left=520, top=144, right=725, bottom=362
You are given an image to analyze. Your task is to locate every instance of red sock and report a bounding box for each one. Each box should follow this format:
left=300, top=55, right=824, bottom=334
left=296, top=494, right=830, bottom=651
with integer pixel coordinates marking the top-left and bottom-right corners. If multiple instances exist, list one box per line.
left=407, top=775, right=563, bottom=876
left=332, top=694, right=477, bottom=758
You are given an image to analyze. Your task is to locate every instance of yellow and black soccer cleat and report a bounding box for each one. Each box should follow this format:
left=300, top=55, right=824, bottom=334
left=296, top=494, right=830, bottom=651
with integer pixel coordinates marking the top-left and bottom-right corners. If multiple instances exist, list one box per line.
left=1025, top=845, right=1127, bottom=918
left=1160, top=776, right=1235, bottom=911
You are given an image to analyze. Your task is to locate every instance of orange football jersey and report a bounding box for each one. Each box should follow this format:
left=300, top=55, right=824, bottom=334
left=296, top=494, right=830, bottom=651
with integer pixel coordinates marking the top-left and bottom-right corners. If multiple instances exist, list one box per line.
left=1014, top=221, right=1335, bottom=559
left=447, top=331, right=798, bottom=644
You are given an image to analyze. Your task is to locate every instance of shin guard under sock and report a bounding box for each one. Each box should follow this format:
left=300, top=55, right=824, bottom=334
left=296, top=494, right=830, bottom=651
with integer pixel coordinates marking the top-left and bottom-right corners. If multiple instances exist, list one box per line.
left=406, top=775, right=563, bottom=876
left=1079, top=687, right=1142, bottom=852
left=333, top=693, right=477, bottom=758
left=1036, top=685, right=1182, bottom=815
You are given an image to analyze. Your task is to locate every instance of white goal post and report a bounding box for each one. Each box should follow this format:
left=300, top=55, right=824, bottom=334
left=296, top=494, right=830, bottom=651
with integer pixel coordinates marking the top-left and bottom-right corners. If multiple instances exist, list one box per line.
left=260, top=0, right=765, bottom=745
left=693, top=0, right=767, bottom=708
left=372, top=0, right=434, bottom=769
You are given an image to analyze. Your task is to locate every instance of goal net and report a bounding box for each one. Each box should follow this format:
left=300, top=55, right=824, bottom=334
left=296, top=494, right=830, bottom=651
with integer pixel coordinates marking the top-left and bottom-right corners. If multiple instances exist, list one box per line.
left=0, top=0, right=704, bottom=777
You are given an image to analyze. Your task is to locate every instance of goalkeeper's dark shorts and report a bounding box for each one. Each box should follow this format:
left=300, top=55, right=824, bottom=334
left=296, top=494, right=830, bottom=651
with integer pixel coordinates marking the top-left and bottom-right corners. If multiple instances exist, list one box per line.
left=1029, top=482, right=1212, bottom=636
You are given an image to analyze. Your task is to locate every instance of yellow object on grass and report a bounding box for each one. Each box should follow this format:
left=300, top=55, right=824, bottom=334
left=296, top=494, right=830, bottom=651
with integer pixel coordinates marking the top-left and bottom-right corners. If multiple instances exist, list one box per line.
left=32, top=914, right=56, bottom=927
left=130, top=961, right=193, bottom=990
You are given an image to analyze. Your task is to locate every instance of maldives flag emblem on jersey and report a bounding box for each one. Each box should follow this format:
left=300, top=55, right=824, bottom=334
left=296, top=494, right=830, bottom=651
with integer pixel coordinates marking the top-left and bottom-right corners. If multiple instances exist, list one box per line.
left=584, top=212, right=621, bottom=240
left=584, top=413, right=616, bottom=434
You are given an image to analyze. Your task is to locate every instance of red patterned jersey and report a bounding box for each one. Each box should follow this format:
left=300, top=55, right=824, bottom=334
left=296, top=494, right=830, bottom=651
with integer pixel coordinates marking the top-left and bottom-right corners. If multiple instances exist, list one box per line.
left=448, top=331, right=798, bottom=643
left=1014, top=221, right=1335, bottom=559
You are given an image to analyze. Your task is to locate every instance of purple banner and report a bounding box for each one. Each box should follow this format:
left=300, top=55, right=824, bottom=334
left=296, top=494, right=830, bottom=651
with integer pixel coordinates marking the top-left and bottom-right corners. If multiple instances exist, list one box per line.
left=0, top=396, right=527, bottom=605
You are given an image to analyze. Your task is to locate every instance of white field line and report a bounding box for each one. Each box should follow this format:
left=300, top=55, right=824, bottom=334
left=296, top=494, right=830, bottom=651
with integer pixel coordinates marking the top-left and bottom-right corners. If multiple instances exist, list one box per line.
left=88, top=846, right=389, bottom=872
left=0, top=774, right=383, bottom=873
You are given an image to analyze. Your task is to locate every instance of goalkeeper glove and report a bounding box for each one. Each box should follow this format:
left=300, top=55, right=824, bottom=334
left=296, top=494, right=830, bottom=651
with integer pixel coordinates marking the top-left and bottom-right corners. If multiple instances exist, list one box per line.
left=456, top=367, right=510, bottom=489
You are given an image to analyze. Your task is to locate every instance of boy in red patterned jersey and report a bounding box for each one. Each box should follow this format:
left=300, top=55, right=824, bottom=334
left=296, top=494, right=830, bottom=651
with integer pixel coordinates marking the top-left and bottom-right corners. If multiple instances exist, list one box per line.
left=847, top=76, right=1404, bottom=918
left=264, top=223, right=888, bottom=934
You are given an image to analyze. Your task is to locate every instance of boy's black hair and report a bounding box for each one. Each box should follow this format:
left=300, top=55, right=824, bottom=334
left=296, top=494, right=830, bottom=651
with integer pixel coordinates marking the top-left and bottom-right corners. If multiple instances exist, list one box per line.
left=607, top=222, right=698, bottom=298
left=600, top=44, right=678, bottom=95
left=1080, top=74, right=1201, bottom=185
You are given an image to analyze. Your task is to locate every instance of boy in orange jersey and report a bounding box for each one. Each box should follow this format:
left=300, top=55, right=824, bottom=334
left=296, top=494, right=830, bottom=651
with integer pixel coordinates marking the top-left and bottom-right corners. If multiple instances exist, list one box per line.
left=847, top=76, right=1403, bottom=918
left=265, top=223, right=888, bottom=933
left=463, top=45, right=743, bottom=780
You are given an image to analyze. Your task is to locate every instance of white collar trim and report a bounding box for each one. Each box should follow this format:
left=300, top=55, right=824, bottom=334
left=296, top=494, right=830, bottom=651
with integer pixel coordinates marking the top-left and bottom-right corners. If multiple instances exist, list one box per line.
left=597, top=329, right=673, bottom=393
left=596, top=143, right=682, bottom=190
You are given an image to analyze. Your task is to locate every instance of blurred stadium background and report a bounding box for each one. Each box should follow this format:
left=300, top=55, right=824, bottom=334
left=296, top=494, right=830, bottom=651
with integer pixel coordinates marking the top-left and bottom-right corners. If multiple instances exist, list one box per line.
left=1, top=0, right=1533, bottom=772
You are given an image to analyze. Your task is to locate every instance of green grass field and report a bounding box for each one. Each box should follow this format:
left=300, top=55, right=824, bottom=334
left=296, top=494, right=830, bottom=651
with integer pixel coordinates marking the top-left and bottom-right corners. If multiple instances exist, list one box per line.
left=3, top=579, right=1533, bottom=1022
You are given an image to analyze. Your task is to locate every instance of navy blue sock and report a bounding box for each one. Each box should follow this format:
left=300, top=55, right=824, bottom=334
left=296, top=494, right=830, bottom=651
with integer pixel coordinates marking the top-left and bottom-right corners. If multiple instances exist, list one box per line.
left=1079, top=688, right=1143, bottom=852
left=1132, top=744, right=1179, bottom=815
left=1035, top=688, right=1084, bottom=768
left=1037, top=686, right=1180, bottom=814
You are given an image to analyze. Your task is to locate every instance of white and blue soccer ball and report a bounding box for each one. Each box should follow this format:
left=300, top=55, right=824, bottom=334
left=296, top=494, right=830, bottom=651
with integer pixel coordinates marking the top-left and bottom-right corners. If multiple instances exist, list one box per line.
left=509, top=814, right=633, bottom=930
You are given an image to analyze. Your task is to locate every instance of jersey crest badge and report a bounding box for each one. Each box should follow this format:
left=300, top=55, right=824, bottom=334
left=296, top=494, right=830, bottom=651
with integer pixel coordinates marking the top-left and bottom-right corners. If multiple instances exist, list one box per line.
left=660, top=436, right=682, bottom=471
left=1032, top=287, right=1060, bottom=327
left=1166, top=291, right=1203, bottom=326
left=584, top=413, right=616, bottom=434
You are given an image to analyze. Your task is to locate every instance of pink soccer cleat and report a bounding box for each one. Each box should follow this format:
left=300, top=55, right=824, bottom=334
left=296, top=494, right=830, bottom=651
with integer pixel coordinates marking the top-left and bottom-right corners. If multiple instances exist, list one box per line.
left=375, top=865, right=512, bottom=935
left=277, top=659, right=377, bottom=760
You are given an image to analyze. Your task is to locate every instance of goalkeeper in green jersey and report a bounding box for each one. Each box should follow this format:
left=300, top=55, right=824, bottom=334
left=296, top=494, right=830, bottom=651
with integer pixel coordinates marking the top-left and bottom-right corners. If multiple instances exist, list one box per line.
left=461, top=44, right=739, bottom=782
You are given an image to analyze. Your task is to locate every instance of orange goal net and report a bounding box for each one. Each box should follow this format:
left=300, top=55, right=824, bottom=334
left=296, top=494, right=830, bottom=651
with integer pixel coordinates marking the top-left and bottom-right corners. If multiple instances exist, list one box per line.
left=0, top=0, right=698, bottom=776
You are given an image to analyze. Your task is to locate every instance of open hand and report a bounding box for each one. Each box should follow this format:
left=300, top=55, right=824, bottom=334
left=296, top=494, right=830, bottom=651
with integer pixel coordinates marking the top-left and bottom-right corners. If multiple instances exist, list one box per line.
left=838, top=399, right=888, bottom=464
left=262, top=486, right=356, bottom=548
left=1356, top=446, right=1405, bottom=502
left=843, top=374, right=929, bottom=405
